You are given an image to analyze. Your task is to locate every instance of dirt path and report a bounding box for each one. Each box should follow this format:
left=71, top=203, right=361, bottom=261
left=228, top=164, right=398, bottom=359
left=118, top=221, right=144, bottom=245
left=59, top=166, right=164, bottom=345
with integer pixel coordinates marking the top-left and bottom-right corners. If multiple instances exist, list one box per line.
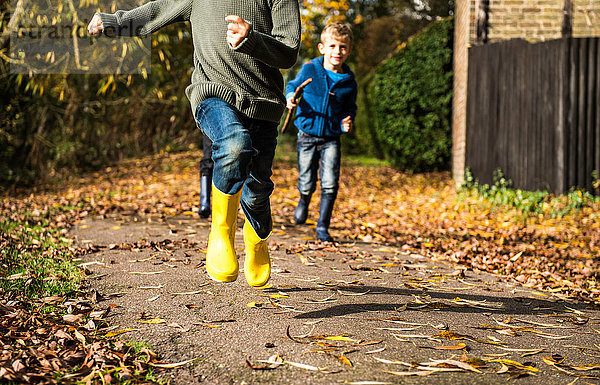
left=70, top=214, right=600, bottom=385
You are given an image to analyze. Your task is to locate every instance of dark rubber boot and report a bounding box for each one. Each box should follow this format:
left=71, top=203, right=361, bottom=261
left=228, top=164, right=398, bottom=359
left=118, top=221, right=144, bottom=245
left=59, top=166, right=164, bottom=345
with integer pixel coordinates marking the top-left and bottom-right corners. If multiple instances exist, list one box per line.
left=199, top=174, right=211, bottom=218
left=316, top=193, right=336, bottom=242
left=293, top=194, right=311, bottom=224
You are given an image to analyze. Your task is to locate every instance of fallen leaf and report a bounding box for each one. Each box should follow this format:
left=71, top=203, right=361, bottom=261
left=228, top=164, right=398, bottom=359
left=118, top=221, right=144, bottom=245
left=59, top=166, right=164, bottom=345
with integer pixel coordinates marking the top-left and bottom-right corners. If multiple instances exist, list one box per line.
left=433, top=330, right=472, bottom=340
left=366, top=345, right=386, bottom=354
left=284, top=360, right=322, bottom=371
left=323, top=335, right=360, bottom=342
left=383, top=370, right=436, bottom=376
left=432, top=342, right=467, bottom=350
left=169, top=289, right=205, bottom=295
left=373, top=357, right=409, bottom=365
left=137, top=318, right=166, bottom=324
left=74, top=329, right=86, bottom=345
left=491, top=359, right=539, bottom=372
left=104, top=328, right=138, bottom=337
left=426, top=359, right=482, bottom=373
left=149, top=357, right=198, bottom=368
left=62, top=314, right=83, bottom=323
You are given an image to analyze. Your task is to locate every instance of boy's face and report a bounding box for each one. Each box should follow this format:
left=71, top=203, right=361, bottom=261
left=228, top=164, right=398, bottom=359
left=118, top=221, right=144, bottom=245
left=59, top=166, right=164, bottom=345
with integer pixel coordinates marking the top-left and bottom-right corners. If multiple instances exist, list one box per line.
left=318, top=34, right=352, bottom=71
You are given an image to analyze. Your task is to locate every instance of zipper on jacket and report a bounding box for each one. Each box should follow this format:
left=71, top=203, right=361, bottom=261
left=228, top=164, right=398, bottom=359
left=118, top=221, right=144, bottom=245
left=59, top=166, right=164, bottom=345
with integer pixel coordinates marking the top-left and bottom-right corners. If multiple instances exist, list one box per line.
left=320, top=74, right=346, bottom=137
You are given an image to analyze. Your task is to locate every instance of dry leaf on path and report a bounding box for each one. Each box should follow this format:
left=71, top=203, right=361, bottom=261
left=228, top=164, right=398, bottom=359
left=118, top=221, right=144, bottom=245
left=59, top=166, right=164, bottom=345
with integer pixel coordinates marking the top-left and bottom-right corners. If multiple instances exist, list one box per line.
left=104, top=328, right=139, bottom=337
left=149, top=357, right=198, bottom=368
left=137, top=318, right=166, bottom=324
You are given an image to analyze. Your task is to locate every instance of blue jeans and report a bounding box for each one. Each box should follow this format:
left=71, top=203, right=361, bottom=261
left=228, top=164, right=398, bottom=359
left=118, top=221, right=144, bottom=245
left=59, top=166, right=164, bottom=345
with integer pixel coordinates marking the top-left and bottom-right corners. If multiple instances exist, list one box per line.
left=296, top=132, right=341, bottom=197
left=195, top=98, right=277, bottom=239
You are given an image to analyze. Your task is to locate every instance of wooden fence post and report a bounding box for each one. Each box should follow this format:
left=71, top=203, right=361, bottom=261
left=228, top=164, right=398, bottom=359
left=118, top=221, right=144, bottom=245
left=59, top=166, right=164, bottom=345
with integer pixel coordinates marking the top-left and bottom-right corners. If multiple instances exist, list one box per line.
left=452, top=0, right=470, bottom=188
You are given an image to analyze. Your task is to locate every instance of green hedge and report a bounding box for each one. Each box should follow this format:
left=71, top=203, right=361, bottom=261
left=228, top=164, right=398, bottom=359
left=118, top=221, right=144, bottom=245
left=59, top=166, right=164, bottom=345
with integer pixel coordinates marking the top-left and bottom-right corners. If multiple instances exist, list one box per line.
left=341, top=72, right=383, bottom=158
left=370, top=17, right=453, bottom=172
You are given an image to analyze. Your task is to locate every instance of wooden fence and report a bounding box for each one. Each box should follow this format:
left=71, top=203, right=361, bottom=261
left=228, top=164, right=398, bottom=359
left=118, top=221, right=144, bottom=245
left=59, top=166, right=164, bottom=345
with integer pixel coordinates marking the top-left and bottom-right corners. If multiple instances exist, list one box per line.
left=466, top=37, right=599, bottom=194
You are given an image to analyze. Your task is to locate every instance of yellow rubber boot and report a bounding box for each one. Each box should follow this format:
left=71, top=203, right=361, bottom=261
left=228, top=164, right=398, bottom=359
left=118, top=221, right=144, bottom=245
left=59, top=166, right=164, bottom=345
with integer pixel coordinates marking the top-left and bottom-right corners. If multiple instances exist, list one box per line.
left=243, top=220, right=271, bottom=287
left=206, top=186, right=242, bottom=283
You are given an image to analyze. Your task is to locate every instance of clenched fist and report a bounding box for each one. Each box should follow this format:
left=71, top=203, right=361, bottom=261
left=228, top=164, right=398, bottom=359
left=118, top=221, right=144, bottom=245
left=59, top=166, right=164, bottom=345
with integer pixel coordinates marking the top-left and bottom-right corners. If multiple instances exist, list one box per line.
left=225, top=15, right=250, bottom=48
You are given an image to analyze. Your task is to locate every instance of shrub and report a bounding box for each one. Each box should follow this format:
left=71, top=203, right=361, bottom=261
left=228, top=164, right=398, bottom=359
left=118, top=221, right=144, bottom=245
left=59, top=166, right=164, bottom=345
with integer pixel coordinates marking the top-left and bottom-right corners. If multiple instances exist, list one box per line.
left=461, top=168, right=600, bottom=219
left=370, top=17, right=453, bottom=172
left=1, top=20, right=197, bottom=188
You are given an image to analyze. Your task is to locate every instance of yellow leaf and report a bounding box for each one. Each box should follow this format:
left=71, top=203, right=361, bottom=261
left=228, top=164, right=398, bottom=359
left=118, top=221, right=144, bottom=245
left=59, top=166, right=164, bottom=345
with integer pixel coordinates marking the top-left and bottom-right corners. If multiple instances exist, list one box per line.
left=110, top=225, right=121, bottom=230
left=79, top=225, right=90, bottom=229
left=199, top=323, right=222, bottom=328
left=433, top=342, right=467, bottom=350
left=337, top=355, right=353, bottom=366
left=492, top=359, right=539, bottom=372
left=324, top=335, right=358, bottom=342
left=434, top=330, right=470, bottom=340
left=104, top=328, right=138, bottom=338
left=296, top=252, right=309, bottom=264
left=571, top=363, right=600, bottom=371
left=510, top=251, right=523, bottom=262
left=137, top=318, right=166, bottom=324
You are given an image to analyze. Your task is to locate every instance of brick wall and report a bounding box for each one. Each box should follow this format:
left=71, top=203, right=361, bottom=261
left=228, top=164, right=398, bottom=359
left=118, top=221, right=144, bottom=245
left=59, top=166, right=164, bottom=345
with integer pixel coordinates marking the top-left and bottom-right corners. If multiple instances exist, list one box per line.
left=573, top=0, right=600, bottom=38
left=469, top=0, right=600, bottom=44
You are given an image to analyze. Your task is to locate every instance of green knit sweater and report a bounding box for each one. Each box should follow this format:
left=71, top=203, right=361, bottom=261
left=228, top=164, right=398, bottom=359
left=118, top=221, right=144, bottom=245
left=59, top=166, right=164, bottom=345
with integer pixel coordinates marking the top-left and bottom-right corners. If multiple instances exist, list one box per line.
left=98, top=0, right=301, bottom=122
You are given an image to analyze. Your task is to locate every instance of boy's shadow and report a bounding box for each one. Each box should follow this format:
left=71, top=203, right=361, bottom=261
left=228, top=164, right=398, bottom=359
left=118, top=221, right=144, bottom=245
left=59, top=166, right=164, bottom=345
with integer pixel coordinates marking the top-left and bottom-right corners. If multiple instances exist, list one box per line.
left=278, top=283, right=593, bottom=319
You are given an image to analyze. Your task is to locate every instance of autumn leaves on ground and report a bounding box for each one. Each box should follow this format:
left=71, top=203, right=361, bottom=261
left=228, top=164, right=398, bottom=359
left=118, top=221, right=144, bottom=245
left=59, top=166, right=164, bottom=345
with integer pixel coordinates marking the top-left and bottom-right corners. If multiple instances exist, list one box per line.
left=1, top=149, right=599, bottom=382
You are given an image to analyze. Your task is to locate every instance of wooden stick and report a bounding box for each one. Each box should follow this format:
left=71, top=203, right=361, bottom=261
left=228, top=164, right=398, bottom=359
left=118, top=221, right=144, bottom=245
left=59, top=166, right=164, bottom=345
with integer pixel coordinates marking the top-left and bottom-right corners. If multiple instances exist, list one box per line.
left=281, top=78, right=312, bottom=133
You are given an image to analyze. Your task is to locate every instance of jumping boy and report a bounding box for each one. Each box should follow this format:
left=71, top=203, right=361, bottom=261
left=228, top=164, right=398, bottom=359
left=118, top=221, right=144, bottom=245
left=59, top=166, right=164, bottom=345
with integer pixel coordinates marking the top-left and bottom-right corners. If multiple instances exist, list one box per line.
left=286, top=22, right=357, bottom=242
left=88, top=0, right=301, bottom=287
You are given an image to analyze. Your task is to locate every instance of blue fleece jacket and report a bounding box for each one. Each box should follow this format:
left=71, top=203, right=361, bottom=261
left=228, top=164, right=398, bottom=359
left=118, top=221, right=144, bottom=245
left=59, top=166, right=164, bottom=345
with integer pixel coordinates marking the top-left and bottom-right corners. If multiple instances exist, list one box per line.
left=286, top=56, right=357, bottom=138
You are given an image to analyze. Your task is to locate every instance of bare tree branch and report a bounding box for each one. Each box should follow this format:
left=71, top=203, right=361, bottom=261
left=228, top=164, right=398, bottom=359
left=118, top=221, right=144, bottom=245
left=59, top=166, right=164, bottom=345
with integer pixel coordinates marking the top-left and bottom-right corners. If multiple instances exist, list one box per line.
left=0, top=0, right=24, bottom=49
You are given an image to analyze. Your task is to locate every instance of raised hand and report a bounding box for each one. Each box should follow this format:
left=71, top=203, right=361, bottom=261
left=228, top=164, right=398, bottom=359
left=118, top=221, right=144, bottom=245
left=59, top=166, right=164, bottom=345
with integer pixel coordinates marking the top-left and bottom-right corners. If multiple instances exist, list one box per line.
left=87, top=13, right=103, bottom=35
left=225, top=15, right=250, bottom=48
left=341, top=116, right=352, bottom=133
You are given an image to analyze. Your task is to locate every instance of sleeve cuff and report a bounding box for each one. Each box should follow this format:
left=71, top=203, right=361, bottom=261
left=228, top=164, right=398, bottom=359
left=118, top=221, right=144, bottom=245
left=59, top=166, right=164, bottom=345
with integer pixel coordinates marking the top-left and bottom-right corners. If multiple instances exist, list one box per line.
left=98, top=13, right=120, bottom=37
left=231, top=25, right=257, bottom=54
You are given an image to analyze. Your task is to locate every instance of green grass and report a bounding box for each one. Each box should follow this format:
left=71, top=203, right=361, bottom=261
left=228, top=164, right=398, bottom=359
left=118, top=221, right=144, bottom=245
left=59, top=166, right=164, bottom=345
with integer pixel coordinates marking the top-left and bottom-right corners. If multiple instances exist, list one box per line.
left=126, top=339, right=152, bottom=354
left=342, top=154, right=390, bottom=168
left=275, top=133, right=390, bottom=168
left=0, top=215, right=82, bottom=298
left=460, top=168, right=600, bottom=219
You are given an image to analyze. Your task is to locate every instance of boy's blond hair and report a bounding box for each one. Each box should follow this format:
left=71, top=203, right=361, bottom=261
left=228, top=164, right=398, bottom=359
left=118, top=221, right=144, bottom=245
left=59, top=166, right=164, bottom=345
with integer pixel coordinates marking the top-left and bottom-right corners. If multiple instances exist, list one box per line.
left=321, top=22, right=353, bottom=44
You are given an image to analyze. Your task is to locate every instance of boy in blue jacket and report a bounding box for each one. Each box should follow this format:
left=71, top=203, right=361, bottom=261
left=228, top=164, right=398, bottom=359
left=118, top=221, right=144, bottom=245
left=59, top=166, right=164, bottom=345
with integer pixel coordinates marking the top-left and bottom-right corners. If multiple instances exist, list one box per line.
left=286, top=22, right=357, bottom=242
